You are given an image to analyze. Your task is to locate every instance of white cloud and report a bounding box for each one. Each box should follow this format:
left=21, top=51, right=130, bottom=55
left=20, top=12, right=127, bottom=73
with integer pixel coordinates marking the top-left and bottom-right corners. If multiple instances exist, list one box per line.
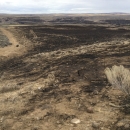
left=0, top=0, right=130, bottom=13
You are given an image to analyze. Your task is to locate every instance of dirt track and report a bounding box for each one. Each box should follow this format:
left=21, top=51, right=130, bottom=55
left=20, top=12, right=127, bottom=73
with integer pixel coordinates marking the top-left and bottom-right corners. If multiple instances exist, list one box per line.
left=0, top=27, right=26, bottom=57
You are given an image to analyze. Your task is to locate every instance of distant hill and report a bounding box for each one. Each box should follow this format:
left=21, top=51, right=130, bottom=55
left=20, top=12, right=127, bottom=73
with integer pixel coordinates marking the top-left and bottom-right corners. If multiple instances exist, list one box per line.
left=1, top=13, right=130, bottom=25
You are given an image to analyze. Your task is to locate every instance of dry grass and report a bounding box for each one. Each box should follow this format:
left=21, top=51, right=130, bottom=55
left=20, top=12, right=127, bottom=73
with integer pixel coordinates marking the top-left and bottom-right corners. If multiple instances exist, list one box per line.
left=0, top=83, right=21, bottom=93
left=105, top=65, right=130, bottom=95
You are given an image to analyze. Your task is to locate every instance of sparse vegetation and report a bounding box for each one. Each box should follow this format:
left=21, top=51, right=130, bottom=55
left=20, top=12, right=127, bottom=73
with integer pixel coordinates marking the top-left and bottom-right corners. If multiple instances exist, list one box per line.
left=105, top=65, right=130, bottom=95
left=0, top=15, right=130, bottom=129
left=0, top=30, right=12, bottom=47
left=44, top=72, right=59, bottom=87
left=0, top=83, right=20, bottom=93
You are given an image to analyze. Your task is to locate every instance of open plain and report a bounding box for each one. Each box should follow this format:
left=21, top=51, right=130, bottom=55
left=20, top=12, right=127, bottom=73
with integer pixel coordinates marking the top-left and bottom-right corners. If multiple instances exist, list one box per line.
left=0, top=14, right=130, bottom=130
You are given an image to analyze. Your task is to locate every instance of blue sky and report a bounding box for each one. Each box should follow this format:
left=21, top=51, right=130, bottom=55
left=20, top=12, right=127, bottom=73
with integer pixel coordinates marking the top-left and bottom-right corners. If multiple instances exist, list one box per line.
left=0, top=0, right=130, bottom=14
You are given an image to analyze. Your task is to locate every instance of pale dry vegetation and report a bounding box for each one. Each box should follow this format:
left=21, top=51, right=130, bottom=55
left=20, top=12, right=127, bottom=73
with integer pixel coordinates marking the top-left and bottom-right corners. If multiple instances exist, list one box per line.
left=105, top=65, right=130, bottom=95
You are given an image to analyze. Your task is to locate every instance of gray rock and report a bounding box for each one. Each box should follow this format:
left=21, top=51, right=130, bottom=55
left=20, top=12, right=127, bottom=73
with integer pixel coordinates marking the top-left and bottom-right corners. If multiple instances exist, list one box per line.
left=71, top=118, right=80, bottom=124
left=93, top=90, right=99, bottom=95
left=92, top=121, right=100, bottom=128
left=124, top=124, right=130, bottom=129
left=116, top=119, right=130, bottom=129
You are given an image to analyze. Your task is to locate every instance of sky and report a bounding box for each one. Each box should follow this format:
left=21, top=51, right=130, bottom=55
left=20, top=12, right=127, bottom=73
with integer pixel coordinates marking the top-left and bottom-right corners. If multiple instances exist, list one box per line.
left=0, top=0, right=130, bottom=14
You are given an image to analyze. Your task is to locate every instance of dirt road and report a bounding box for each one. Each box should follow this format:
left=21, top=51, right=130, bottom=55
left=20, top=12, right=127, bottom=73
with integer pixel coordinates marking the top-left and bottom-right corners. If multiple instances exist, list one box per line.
left=0, top=27, right=26, bottom=57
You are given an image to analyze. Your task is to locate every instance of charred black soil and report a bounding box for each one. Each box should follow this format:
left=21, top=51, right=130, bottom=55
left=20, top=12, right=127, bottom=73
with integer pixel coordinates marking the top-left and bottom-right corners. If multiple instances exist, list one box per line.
left=0, top=22, right=130, bottom=130
left=10, top=25, right=130, bottom=52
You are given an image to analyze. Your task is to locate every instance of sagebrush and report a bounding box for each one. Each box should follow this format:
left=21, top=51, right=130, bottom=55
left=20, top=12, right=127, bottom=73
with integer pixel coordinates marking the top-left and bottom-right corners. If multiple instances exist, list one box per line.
left=105, top=65, right=130, bottom=95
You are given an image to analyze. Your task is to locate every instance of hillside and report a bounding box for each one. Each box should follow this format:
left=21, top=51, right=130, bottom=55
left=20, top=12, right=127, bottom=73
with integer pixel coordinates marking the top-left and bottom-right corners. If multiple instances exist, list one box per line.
left=0, top=15, right=130, bottom=130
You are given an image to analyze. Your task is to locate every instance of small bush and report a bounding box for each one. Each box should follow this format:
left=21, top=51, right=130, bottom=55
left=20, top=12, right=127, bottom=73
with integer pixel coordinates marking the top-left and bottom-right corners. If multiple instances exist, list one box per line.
left=105, top=65, right=130, bottom=95
left=0, top=84, right=20, bottom=93
left=44, top=72, right=59, bottom=87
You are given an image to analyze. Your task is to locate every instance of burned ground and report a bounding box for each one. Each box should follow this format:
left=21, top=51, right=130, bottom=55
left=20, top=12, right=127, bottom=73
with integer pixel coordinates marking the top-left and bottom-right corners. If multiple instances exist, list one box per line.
left=11, top=25, right=130, bottom=53
left=0, top=22, right=130, bottom=130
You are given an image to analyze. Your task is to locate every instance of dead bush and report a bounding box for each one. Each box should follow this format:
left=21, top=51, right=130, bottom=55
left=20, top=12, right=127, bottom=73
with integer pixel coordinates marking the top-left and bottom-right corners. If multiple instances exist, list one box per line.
left=105, top=65, right=130, bottom=95
left=0, top=84, right=20, bottom=93
left=44, top=72, right=59, bottom=87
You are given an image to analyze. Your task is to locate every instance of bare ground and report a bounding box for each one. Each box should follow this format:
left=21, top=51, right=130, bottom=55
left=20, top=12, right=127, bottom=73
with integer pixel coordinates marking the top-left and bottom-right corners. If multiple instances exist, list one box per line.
left=0, top=24, right=130, bottom=130
left=0, top=27, right=27, bottom=57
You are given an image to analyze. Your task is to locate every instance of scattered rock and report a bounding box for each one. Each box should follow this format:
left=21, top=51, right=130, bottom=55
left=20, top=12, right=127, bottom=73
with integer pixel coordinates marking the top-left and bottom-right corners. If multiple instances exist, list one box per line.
left=32, top=126, right=39, bottom=130
left=124, top=124, right=130, bottom=129
left=116, top=122, right=124, bottom=127
left=78, top=69, right=88, bottom=78
left=116, top=119, right=130, bottom=129
left=71, top=118, right=81, bottom=124
left=16, top=44, right=19, bottom=47
left=85, top=127, right=91, bottom=130
left=92, top=121, right=100, bottom=128
left=58, top=124, right=62, bottom=128
left=70, top=123, right=75, bottom=127
left=0, top=116, right=4, bottom=123
left=38, top=87, right=42, bottom=90
left=87, top=107, right=94, bottom=113
left=104, top=85, right=109, bottom=88
left=56, top=121, right=60, bottom=124
left=93, top=90, right=99, bottom=95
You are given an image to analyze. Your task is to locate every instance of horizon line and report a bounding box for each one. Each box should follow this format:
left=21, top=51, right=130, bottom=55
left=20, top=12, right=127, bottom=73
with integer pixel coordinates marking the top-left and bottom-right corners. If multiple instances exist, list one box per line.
left=0, top=12, right=130, bottom=15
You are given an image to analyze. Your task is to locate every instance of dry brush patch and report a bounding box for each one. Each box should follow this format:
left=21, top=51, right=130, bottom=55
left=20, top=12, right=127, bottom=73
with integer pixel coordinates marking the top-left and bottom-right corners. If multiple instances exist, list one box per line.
left=105, top=65, right=130, bottom=95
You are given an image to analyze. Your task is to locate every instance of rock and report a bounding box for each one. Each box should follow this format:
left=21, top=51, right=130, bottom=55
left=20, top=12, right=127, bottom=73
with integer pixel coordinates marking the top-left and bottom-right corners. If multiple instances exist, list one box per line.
left=0, top=116, right=4, bottom=122
left=87, top=107, right=94, bottom=113
left=56, top=121, right=60, bottom=124
left=124, top=124, right=130, bottom=129
left=116, top=122, right=124, bottom=127
left=70, top=123, right=75, bottom=127
left=38, top=87, right=42, bottom=90
left=105, top=86, right=109, bottom=89
left=16, top=44, right=19, bottom=47
left=93, top=90, right=99, bottom=95
left=116, top=119, right=130, bottom=129
left=85, top=127, right=91, bottom=130
left=32, top=126, right=39, bottom=130
left=58, top=124, right=62, bottom=128
left=92, top=121, right=100, bottom=128
left=71, top=118, right=80, bottom=124
left=36, top=117, right=40, bottom=120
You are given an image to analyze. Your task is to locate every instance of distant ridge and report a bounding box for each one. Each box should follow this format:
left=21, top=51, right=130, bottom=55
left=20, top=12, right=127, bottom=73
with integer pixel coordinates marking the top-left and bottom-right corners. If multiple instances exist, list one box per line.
left=0, top=12, right=130, bottom=15
left=106, top=12, right=129, bottom=14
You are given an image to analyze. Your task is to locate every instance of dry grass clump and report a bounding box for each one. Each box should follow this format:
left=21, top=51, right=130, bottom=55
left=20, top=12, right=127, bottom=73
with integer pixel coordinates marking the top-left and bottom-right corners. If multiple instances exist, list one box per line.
left=0, top=84, right=20, bottom=93
left=44, top=72, right=59, bottom=87
left=105, top=65, right=130, bottom=95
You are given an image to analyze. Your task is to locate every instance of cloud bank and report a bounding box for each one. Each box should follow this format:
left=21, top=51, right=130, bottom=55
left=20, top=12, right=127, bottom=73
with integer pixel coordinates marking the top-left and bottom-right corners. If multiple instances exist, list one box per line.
left=0, top=0, right=130, bottom=14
